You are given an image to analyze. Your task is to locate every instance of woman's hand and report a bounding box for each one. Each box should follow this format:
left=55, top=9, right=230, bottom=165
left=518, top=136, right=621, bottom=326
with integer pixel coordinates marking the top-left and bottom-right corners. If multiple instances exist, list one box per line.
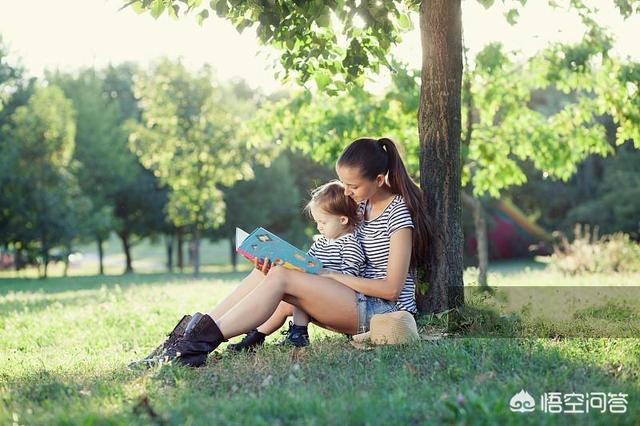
left=254, top=257, right=273, bottom=275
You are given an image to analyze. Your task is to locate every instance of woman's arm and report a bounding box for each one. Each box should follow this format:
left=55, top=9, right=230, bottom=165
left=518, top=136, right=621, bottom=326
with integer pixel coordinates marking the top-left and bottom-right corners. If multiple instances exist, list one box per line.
left=326, top=228, right=412, bottom=301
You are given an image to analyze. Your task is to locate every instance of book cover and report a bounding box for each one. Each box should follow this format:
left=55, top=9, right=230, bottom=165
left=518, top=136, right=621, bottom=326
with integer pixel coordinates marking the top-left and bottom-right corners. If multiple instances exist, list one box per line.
left=236, top=227, right=323, bottom=274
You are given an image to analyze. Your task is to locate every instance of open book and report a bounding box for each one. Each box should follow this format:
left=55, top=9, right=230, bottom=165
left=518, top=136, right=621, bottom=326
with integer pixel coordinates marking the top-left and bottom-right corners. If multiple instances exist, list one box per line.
left=235, top=227, right=324, bottom=274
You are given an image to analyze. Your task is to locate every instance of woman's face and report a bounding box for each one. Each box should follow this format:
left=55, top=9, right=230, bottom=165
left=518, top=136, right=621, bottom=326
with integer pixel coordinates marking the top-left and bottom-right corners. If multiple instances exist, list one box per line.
left=336, top=165, right=385, bottom=204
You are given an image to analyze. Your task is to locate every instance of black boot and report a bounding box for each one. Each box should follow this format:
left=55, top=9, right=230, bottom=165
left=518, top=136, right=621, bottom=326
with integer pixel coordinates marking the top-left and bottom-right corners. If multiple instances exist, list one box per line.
left=128, top=314, right=193, bottom=369
left=165, top=313, right=227, bottom=367
left=227, top=329, right=266, bottom=353
left=277, top=321, right=309, bottom=348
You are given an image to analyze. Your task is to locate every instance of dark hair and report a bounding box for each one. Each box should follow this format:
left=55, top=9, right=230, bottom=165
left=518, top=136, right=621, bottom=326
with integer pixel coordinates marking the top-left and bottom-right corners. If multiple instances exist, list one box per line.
left=337, top=137, right=431, bottom=271
left=304, top=180, right=360, bottom=228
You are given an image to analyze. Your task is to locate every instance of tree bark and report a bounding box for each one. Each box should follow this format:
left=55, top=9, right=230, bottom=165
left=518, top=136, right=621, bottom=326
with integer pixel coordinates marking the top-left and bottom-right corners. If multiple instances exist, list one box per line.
left=177, top=229, right=184, bottom=272
left=97, top=236, right=104, bottom=275
left=166, top=234, right=174, bottom=272
left=42, top=249, right=49, bottom=279
left=417, top=0, right=464, bottom=313
left=63, top=246, right=70, bottom=277
left=119, top=232, right=134, bottom=274
left=14, top=248, right=22, bottom=271
left=193, top=227, right=201, bottom=277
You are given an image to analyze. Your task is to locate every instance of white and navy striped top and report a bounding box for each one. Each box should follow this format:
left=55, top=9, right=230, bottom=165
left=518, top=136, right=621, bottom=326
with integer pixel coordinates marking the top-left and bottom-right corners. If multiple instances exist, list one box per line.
left=307, top=233, right=366, bottom=277
left=355, top=195, right=417, bottom=313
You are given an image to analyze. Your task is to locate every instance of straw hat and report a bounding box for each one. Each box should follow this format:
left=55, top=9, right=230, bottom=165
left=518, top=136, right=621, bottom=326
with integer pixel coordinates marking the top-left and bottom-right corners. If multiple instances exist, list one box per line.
left=351, top=311, right=419, bottom=349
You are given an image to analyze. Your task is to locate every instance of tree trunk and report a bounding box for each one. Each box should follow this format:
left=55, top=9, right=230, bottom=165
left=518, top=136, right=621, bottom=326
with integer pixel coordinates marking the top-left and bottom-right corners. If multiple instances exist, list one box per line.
left=119, top=232, right=134, bottom=274
left=230, top=235, right=237, bottom=272
left=97, top=236, right=104, bottom=275
left=14, top=248, right=22, bottom=271
left=166, top=234, right=174, bottom=272
left=462, top=192, right=489, bottom=287
left=42, top=247, right=49, bottom=279
left=63, top=246, right=70, bottom=277
left=417, top=0, right=464, bottom=313
left=177, top=229, right=184, bottom=272
left=193, top=228, right=201, bottom=277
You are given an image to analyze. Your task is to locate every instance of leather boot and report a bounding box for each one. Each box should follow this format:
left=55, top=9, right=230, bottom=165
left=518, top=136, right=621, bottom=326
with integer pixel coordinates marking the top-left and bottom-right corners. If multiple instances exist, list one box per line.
left=165, top=313, right=227, bottom=367
left=128, top=314, right=193, bottom=369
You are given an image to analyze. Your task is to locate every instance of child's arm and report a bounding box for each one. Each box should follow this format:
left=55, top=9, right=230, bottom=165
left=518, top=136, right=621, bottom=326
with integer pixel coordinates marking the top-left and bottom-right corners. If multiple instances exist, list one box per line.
left=323, top=228, right=412, bottom=301
left=338, top=236, right=366, bottom=277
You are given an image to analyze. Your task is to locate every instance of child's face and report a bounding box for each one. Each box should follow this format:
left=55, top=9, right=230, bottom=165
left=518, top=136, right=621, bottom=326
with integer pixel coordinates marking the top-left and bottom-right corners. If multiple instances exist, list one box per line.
left=309, top=204, right=349, bottom=240
left=336, top=165, right=385, bottom=204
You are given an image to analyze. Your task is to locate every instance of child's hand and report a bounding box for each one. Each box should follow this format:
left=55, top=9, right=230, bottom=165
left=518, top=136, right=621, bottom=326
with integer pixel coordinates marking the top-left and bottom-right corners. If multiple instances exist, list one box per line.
left=254, top=257, right=273, bottom=275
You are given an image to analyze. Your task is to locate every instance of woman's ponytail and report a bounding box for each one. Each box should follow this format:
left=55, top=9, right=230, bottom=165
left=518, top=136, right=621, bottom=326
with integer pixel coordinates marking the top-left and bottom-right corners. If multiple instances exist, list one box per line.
left=377, top=138, right=431, bottom=271
left=338, top=137, right=431, bottom=271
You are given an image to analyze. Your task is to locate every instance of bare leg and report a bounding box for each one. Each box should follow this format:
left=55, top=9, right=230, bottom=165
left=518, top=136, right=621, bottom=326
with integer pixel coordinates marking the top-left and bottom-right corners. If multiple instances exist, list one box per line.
left=215, top=267, right=359, bottom=338
left=208, top=268, right=265, bottom=318
left=256, top=301, right=293, bottom=335
left=292, top=307, right=310, bottom=326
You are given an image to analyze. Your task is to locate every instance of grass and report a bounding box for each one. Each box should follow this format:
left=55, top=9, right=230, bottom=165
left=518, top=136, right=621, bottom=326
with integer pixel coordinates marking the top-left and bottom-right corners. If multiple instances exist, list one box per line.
left=1, top=266, right=639, bottom=424
left=0, top=233, right=232, bottom=278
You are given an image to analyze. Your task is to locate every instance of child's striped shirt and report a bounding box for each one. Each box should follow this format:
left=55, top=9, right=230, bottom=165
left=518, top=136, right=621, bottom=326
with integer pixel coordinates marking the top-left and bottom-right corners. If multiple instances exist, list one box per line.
left=308, top=233, right=365, bottom=277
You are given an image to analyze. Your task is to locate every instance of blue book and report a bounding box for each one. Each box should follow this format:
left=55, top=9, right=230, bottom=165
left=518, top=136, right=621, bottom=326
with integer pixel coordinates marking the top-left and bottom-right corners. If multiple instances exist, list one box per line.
left=236, top=227, right=324, bottom=274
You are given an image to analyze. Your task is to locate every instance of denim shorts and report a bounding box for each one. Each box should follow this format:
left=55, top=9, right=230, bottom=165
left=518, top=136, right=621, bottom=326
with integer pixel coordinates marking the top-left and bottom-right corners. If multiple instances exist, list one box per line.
left=355, top=292, right=398, bottom=334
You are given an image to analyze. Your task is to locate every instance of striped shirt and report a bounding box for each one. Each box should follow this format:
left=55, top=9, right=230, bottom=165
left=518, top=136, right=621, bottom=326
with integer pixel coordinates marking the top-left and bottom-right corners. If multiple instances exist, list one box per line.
left=307, top=233, right=366, bottom=277
left=355, top=195, right=416, bottom=313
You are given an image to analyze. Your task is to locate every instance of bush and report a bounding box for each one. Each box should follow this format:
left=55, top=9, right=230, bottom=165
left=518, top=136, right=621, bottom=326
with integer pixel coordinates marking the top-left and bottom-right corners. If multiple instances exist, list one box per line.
left=540, top=224, right=640, bottom=275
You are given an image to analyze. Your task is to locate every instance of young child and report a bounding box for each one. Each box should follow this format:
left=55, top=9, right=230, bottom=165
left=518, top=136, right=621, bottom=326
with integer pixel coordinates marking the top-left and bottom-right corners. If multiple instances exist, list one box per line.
left=227, top=180, right=365, bottom=351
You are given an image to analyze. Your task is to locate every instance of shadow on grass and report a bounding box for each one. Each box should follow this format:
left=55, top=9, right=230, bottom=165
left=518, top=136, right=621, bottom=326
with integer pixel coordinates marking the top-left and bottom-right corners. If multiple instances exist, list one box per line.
left=2, top=336, right=638, bottom=425
left=426, top=287, right=640, bottom=339
left=0, top=270, right=248, bottom=296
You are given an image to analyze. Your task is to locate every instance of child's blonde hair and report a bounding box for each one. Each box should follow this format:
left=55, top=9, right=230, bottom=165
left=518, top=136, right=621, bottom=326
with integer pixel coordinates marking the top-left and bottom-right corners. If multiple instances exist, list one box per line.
left=304, top=181, right=360, bottom=227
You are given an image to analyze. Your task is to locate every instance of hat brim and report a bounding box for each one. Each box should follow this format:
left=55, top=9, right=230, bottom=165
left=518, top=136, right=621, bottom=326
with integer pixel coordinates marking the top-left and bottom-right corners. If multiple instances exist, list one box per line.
left=349, top=331, right=373, bottom=350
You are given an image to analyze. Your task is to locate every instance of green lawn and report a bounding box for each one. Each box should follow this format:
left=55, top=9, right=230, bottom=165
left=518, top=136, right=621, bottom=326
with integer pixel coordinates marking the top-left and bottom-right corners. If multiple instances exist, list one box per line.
left=0, top=233, right=232, bottom=278
left=1, top=267, right=639, bottom=425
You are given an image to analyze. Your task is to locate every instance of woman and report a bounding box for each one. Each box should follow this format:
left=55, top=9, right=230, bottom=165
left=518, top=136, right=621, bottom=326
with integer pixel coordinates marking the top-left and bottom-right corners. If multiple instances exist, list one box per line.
left=139, top=137, right=430, bottom=367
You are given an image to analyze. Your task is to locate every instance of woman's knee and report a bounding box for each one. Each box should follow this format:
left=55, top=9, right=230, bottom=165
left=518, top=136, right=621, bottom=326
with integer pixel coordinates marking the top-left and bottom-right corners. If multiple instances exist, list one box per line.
left=263, top=266, right=288, bottom=290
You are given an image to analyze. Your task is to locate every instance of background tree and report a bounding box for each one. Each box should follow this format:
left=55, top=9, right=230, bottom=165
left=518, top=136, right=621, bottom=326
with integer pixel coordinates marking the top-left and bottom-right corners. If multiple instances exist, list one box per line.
left=129, top=59, right=253, bottom=276
left=0, top=40, right=34, bottom=261
left=49, top=69, right=137, bottom=275
left=209, top=154, right=304, bottom=271
left=0, top=85, right=82, bottom=278
left=102, top=63, right=170, bottom=274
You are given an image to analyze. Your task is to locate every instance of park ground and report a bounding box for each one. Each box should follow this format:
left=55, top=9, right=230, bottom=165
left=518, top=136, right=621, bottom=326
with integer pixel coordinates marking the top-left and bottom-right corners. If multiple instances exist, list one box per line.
left=1, top=238, right=639, bottom=425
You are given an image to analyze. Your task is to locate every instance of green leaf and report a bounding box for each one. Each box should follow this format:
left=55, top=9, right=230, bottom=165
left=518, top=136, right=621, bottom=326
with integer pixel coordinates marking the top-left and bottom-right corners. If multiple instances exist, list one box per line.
left=505, top=9, right=519, bottom=25
left=398, top=13, right=412, bottom=31
left=149, top=0, right=166, bottom=18
left=237, top=19, right=253, bottom=33
left=286, top=37, right=295, bottom=50
left=316, top=11, right=331, bottom=27
left=215, top=1, right=228, bottom=17
left=476, top=0, right=495, bottom=9
left=314, top=70, right=331, bottom=90
left=196, top=8, right=209, bottom=25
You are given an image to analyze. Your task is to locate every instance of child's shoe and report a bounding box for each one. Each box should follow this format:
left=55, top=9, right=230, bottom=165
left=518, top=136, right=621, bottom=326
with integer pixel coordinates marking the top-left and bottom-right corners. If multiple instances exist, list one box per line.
left=226, top=329, right=266, bottom=352
left=278, top=321, right=309, bottom=347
